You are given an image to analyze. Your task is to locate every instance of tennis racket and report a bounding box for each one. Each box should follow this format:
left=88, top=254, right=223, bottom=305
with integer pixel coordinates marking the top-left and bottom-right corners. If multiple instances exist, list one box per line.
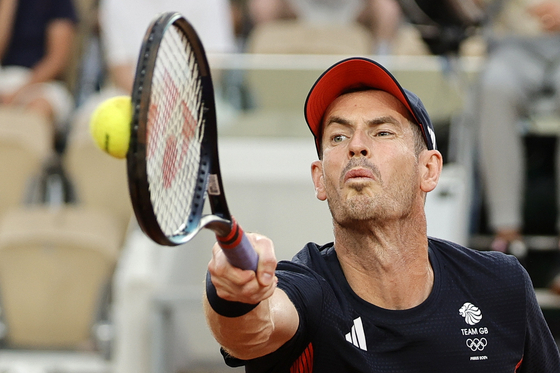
left=127, top=12, right=258, bottom=271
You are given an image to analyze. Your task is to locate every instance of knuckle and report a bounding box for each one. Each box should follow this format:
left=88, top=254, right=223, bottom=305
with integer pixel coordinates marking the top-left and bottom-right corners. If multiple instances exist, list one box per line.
left=215, top=287, right=234, bottom=301
left=239, top=285, right=257, bottom=299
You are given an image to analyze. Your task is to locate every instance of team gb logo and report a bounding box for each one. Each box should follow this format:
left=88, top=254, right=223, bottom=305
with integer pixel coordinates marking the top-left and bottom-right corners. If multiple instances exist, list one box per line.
left=459, top=302, right=483, bottom=325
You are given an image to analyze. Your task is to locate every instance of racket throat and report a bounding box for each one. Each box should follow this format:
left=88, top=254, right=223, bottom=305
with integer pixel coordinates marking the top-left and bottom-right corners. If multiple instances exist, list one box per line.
left=201, top=215, right=233, bottom=237
left=214, top=218, right=244, bottom=248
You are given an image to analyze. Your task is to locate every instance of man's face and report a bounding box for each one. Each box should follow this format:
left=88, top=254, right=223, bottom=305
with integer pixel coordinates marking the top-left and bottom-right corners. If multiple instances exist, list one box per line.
left=311, top=90, right=422, bottom=227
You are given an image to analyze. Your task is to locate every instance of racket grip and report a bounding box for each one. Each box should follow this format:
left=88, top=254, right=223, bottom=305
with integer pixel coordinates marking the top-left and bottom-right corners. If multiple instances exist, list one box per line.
left=216, top=219, right=259, bottom=271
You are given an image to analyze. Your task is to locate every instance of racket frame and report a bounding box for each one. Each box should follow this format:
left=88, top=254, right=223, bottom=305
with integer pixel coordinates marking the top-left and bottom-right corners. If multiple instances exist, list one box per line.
left=128, top=12, right=234, bottom=246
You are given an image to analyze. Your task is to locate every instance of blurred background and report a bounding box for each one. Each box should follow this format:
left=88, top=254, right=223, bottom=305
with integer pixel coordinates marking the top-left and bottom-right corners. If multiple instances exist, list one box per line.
left=1, top=0, right=560, bottom=372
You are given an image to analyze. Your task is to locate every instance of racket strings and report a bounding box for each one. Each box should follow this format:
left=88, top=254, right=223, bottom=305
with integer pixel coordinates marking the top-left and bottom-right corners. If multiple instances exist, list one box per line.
left=146, top=25, right=205, bottom=236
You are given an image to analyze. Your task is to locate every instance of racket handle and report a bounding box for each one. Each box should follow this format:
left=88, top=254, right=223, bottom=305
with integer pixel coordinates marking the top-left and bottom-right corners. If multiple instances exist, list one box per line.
left=216, top=218, right=259, bottom=271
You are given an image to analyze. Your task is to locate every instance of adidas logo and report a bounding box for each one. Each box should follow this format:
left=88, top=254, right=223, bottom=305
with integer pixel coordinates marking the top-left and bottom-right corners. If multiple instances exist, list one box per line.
left=345, top=317, right=367, bottom=351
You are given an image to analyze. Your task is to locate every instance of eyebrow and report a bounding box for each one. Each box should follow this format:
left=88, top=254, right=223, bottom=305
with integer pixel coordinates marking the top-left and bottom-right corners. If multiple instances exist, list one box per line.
left=325, top=115, right=403, bottom=129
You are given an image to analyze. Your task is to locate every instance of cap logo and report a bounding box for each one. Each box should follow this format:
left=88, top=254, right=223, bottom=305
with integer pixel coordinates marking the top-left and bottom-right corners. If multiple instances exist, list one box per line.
left=427, top=125, right=436, bottom=149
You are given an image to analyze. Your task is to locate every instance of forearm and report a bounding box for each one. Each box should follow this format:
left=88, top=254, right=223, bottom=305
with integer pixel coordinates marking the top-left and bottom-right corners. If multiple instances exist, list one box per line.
left=0, top=0, right=18, bottom=61
left=203, top=287, right=298, bottom=360
left=25, top=20, right=75, bottom=85
left=204, top=295, right=275, bottom=359
left=26, top=58, right=68, bottom=86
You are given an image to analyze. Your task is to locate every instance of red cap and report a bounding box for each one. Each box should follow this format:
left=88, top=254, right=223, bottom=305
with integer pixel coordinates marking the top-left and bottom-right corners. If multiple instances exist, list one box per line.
left=304, top=57, right=436, bottom=154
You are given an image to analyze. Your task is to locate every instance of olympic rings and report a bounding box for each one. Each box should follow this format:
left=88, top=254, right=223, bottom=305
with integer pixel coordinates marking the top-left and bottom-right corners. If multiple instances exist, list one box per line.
left=466, top=338, right=487, bottom=351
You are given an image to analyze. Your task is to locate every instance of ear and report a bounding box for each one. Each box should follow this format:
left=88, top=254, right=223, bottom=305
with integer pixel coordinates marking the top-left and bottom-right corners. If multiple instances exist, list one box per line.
left=419, top=150, right=443, bottom=193
left=311, top=160, right=327, bottom=201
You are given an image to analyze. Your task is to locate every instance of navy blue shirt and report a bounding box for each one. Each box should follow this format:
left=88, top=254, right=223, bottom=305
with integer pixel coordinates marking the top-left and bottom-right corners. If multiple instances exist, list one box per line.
left=2, top=0, right=78, bottom=68
left=224, top=238, right=560, bottom=372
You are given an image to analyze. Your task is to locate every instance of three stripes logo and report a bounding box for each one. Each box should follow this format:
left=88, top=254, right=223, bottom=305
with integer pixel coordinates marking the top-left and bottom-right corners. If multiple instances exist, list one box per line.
left=345, top=317, right=367, bottom=351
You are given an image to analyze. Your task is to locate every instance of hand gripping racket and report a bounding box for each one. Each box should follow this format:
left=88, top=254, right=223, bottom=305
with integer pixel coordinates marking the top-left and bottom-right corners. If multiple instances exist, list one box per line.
left=127, top=12, right=258, bottom=271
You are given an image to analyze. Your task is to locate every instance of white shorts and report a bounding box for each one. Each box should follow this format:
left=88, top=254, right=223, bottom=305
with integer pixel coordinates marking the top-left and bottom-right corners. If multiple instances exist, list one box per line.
left=0, top=66, right=74, bottom=128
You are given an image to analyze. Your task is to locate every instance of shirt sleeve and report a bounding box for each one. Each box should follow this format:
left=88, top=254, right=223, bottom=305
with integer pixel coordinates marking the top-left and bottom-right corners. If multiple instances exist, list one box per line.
left=519, top=265, right=560, bottom=372
left=49, top=0, right=78, bottom=23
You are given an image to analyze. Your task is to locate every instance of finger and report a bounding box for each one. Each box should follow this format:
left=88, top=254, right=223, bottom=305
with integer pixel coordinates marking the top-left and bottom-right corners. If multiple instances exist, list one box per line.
left=257, top=240, right=277, bottom=287
left=246, top=233, right=277, bottom=286
left=208, top=234, right=278, bottom=303
left=210, top=265, right=271, bottom=304
left=211, top=248, right=256, bottom=284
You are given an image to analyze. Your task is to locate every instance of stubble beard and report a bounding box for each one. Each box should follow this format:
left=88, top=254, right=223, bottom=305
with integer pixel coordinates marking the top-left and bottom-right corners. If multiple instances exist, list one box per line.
left=325, top=159, right=418, bottom=229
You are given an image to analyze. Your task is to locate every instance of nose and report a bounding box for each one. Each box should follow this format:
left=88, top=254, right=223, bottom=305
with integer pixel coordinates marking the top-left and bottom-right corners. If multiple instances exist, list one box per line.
left=348, top=130, right=369, bottom=158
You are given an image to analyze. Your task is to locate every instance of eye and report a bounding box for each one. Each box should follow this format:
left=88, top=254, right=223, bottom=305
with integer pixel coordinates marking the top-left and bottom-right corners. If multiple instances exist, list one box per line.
left=374, top=130, right=394, bottom=137
left=332, top=134, right=348, bottom=143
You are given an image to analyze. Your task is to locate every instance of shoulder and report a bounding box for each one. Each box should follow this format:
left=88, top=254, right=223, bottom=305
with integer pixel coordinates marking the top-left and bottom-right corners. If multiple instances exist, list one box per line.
left=275, top=242, right=334, bottom=293
left=429, top=236, right=521, bottom=270
left=275, top=242, right=341, bottom=317
left=277, top=242, right=335, bottom=275
left=429, top=237, right=529, bottom=294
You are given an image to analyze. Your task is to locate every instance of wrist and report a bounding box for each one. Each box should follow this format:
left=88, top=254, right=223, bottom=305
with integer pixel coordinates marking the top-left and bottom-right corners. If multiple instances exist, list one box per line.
left=205, top=271, right=260, bottom=318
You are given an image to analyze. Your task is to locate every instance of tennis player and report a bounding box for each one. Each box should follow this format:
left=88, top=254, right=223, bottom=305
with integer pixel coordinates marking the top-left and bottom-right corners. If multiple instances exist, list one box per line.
left=204, top=57, right=560, bottom=372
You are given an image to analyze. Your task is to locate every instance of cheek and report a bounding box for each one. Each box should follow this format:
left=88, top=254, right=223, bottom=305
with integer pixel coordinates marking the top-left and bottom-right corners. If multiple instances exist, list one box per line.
left=378, top=153, right=417, bottom=184
left=391, top=158, right=420, bottom=190
left=317, top=164, right=341, bottom=200
left=322, top=159, right=344, bottom=185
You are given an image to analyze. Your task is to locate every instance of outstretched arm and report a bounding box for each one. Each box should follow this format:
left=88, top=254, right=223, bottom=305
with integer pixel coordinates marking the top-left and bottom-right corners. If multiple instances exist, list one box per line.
left=27, top=18, right=76, bottom=84
left=204, top=233, right=299, bottom=360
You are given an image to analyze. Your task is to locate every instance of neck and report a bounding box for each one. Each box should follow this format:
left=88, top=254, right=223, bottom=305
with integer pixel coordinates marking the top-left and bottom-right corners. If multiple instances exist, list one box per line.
left=334, top=216, right=434, bottom=310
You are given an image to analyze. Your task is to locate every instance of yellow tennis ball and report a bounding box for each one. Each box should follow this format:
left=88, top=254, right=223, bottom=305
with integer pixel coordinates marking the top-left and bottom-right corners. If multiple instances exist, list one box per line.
left=90, top=95, right=132, bottom=159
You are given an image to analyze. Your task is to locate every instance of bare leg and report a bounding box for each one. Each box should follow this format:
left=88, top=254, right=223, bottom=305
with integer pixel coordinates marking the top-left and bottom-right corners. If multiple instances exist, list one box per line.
left=359, top=0, right=402, bottom=54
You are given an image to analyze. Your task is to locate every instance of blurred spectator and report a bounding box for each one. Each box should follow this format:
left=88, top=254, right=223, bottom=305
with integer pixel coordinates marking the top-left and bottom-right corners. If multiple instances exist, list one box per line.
left=99, top=0, right=236, bottom=95
left=475, top=0, right=560, bottom=257
left=230, top=0, right=255, bottom=49
left=247, top=0, right=402, bottom=54
left=0, top=0, right=77, bottom=143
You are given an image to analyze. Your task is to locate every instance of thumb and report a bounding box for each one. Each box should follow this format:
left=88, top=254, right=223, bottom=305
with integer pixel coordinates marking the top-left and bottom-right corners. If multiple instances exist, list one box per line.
left=249, top=234, right=277, bottom=286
